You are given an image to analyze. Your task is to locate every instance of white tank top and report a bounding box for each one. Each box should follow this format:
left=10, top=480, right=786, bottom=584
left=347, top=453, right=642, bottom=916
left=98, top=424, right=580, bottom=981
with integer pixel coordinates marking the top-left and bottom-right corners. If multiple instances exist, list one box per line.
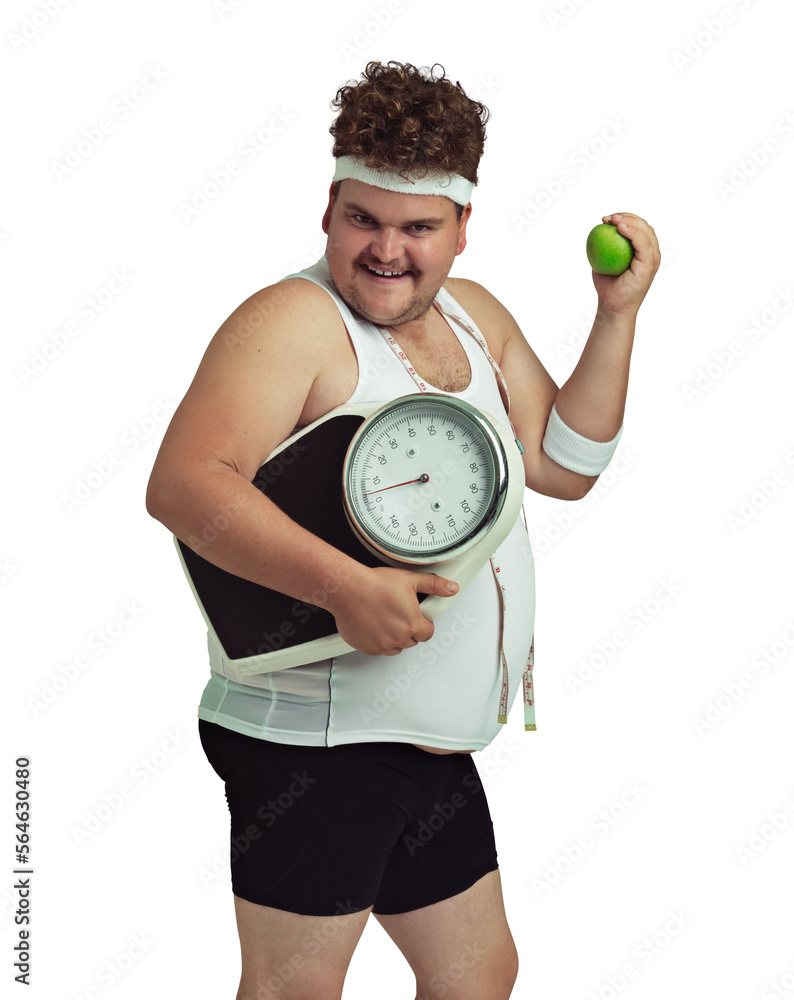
left=197, top=256, right=536, bottom=751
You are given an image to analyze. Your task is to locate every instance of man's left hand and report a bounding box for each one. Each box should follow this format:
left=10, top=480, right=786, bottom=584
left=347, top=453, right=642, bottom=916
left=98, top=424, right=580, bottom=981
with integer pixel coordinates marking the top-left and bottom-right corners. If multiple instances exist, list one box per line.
left=592, top=212, right=660, bottom=319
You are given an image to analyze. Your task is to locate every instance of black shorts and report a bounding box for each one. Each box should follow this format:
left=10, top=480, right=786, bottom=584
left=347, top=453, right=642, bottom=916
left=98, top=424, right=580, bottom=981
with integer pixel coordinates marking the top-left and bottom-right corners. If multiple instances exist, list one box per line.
left=198, top=719, right=499, bottom=916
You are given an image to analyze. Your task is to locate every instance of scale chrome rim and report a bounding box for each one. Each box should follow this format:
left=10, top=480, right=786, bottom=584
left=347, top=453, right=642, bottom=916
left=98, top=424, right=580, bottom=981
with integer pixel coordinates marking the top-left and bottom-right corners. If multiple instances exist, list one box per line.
left=342, top=394, right=510, bottom=565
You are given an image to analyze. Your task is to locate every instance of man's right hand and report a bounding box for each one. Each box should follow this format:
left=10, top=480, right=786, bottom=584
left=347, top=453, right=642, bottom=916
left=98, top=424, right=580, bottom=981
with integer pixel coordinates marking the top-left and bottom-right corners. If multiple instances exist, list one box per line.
left=328, top=565, right=459, bottom=657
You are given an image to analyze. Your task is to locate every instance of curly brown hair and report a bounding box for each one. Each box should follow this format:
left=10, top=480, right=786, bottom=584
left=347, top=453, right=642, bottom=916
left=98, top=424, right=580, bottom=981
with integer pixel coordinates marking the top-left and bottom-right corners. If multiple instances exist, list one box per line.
left=329, top=61, right=490, bottom=185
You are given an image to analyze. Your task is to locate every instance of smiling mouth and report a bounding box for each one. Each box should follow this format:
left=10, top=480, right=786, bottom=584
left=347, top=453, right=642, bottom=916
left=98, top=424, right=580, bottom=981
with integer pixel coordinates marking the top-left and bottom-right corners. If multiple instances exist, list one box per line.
left=362, top=264, right=411, bottom=279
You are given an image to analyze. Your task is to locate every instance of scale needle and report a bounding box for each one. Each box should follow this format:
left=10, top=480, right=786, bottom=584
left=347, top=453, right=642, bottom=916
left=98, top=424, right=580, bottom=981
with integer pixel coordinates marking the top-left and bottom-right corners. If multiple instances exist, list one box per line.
left=364, top=474, right=429, bottom=496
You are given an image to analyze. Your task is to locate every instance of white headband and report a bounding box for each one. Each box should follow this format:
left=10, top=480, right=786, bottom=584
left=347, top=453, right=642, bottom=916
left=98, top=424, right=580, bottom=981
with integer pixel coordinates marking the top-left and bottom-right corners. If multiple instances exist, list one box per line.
left=333, top=155, right=474, bottom=206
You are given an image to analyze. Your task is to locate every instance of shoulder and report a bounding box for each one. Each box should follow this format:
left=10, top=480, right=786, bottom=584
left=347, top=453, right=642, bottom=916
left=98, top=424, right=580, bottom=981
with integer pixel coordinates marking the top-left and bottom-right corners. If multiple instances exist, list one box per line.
left=441, top=276, right=522, bottom=358
left=217, top=273, right=347, bottom=355
left=183, top=271, right=350, bottom=419
left=219, top=273, right=357, bottom=432
left=150, top=274, right=352, bottom=485
left=241, top=273, right=341, bottom=328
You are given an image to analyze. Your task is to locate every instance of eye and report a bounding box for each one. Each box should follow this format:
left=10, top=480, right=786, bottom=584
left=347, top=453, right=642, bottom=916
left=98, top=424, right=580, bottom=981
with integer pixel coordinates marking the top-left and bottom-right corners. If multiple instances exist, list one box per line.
left=352, top=214, right=373, bottom=225
left=410, top=224, right=430, bottom=233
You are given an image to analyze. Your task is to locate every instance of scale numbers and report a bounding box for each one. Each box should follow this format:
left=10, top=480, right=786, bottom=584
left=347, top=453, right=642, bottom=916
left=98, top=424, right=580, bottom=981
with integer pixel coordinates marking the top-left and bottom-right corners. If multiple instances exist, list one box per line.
left=343, top=395, right=508, bottom=563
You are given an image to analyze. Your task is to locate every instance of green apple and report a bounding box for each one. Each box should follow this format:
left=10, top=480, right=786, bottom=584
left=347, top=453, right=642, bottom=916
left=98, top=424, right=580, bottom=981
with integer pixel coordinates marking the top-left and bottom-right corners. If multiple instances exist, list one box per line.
left=586, top=223, right=634, bottom=276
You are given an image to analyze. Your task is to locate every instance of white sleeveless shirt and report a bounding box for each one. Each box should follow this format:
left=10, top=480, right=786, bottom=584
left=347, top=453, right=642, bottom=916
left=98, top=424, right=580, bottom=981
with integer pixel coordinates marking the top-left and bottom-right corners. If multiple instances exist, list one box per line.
left=197, top=257, right=536, bottom=751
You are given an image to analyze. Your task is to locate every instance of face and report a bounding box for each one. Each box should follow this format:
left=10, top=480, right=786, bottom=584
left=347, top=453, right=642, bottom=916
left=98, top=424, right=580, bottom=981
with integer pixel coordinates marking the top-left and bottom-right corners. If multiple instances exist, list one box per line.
left=321, top=178, right=471, bottom=331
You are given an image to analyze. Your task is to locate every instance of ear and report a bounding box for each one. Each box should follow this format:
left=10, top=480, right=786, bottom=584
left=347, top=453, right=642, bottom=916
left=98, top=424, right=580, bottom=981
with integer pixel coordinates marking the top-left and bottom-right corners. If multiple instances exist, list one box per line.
left=455, top=202, right=472, bottom=256
left=321, top=181, right=338, bottom=234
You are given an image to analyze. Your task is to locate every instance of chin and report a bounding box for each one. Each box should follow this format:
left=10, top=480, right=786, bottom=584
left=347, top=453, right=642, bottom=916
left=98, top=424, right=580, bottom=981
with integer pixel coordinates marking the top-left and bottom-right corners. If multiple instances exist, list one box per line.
left=358, top=297, right=429, bottom=328
left=354, top=281, right=442, bottom=328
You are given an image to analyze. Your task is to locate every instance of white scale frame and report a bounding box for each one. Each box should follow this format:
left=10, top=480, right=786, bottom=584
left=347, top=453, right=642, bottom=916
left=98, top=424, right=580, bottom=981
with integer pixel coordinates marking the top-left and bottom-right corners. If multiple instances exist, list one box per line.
left=174, top=393, right=526, bottom=675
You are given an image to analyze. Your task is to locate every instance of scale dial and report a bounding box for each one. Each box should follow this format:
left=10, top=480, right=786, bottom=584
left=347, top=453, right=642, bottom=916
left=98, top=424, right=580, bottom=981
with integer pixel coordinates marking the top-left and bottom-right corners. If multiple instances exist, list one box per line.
left=342, top=394, right=510, bottom=565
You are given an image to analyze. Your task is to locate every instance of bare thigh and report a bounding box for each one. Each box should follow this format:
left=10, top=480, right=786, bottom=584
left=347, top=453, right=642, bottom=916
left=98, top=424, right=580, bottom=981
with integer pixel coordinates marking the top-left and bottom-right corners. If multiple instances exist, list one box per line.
left=233, top=894, right=371, bottom=1000
left=373, top=869, right=518, bottom=1000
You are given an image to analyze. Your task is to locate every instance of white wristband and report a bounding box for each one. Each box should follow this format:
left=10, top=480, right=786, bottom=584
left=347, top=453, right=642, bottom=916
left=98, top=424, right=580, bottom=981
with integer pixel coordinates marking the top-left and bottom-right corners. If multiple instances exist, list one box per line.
left=541, top=402, right=623, bottom=476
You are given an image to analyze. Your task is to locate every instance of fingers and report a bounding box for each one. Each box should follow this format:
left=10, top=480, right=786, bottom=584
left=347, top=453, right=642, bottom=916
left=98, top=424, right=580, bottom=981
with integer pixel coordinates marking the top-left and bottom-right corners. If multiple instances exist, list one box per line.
left=387, top=633, right=422, bottom=656
left=409, top=574, right=459, bottom=644
left=409, top=623, right=433, bottom=647
left=337, top=568, right=459, bottom=656
left=601, top=212, right=660, bottom=272
left=414, top=572, right=459, bottom=597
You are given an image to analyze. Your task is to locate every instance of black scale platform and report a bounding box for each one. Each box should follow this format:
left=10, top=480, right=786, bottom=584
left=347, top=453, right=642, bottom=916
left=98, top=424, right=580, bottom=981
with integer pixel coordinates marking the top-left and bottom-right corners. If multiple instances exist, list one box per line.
left=176, top=413, right=425, bottom=663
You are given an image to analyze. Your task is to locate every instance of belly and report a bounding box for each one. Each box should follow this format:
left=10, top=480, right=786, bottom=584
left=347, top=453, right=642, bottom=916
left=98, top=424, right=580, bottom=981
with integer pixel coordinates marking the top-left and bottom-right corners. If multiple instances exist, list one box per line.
left=412, top=744, right=475, bottom=754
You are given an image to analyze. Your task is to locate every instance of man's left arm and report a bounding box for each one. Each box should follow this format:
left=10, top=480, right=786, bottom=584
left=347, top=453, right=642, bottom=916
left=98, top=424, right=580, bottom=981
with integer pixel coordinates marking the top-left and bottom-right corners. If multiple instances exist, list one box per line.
left=458, top=212, right=660, bottom=501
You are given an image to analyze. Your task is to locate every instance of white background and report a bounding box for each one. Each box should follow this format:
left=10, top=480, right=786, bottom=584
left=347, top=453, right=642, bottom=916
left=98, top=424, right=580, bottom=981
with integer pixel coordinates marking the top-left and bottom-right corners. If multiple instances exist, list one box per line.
left=3, top=0, right=794, bottom=997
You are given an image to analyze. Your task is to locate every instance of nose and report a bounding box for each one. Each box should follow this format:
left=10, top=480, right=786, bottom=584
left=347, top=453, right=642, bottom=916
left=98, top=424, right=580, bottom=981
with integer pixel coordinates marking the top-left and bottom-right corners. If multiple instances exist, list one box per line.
left=369, top=226, right=404, bottom=266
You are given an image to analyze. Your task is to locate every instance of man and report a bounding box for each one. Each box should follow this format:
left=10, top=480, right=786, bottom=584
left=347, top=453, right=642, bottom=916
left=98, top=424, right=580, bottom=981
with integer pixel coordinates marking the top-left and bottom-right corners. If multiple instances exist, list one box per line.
left=147, top=61, right=659, bottom=1000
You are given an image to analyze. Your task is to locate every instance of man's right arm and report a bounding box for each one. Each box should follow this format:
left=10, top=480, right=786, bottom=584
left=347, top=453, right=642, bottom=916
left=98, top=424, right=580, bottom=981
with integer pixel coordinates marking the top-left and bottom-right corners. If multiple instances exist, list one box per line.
left=145, top=280, right=457, bottom=658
